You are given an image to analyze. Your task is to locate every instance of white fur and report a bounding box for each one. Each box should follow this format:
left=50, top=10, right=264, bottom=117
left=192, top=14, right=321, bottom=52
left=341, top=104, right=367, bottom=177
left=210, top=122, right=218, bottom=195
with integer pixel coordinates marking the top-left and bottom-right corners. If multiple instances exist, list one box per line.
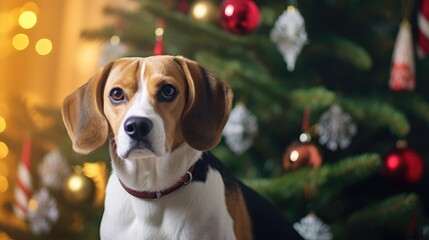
left=100, top=62, right=236, bottom=239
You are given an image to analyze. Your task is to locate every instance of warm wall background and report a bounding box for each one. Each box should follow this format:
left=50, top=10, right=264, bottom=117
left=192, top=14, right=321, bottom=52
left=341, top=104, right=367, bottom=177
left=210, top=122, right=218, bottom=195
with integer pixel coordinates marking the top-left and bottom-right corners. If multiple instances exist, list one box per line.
left=0, top=0, right=131, bottom=107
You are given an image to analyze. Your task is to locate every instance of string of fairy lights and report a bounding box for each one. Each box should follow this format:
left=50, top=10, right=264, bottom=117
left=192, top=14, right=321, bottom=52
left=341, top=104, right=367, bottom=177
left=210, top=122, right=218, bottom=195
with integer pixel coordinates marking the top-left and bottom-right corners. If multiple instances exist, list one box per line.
left=0, top=2, right=53, bottom=195
left=3, top=2, right=53, bottom=56
left=0, top=104, right=9, bottom=195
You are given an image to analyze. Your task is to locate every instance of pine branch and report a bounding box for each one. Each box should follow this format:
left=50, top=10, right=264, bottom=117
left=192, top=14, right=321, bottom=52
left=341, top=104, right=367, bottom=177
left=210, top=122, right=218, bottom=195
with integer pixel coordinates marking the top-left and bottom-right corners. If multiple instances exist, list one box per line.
left=346, top=193, right=420, bottom=231
left=138, top=2, right=268, bottom=48
left=341, top=98, right=410, bottom=136
left=244, top=153, right=381, bottom=203
left=401, top=95, right=429, bottom=125
left=289, top=87, right=336, bottom=110
left=303, top=35, right=372, bottom=70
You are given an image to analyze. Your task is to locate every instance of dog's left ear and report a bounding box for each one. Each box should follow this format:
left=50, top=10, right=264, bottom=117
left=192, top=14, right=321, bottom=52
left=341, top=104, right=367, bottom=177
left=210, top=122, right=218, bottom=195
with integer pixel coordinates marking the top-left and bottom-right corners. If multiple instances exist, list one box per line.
left=62, top=62, right=114, bottom=155
left=175, top=56, right=233, bottom=151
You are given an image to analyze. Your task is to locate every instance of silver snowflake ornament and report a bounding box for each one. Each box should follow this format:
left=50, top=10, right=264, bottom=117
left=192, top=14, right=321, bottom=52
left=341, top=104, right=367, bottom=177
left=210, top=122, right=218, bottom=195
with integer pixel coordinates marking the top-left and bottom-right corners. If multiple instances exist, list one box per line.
left=222, top=103, right=258, bottom=155
left=293, top=212, right=333, bottom=240
left=99, top=41, right=127, bottom=67
left=27, top=188, right=59, bottom=235
left=317, top=104, right=357, bottom=151
left=39, top=150, right=71, bottom=190
left=270, top=6, right=308, bottom=71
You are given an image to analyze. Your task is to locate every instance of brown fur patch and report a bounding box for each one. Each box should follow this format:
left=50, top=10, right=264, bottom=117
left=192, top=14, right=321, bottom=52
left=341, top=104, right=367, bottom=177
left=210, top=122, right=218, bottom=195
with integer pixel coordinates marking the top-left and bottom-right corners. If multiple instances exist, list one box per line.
left=226, top=188, right=253, bottom=240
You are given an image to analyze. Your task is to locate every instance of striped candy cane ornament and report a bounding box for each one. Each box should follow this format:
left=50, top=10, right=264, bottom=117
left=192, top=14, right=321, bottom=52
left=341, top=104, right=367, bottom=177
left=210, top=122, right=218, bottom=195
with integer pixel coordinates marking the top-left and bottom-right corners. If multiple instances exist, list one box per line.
left=418, top=0, right=429, bottom=58
left=13, top=137, right=32, bottom=219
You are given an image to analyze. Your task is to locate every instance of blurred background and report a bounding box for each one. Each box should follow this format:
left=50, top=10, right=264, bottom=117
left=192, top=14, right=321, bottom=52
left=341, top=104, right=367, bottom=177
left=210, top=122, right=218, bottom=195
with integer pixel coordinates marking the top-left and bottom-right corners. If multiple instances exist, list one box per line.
left=1, top=0, right=429, bottom=239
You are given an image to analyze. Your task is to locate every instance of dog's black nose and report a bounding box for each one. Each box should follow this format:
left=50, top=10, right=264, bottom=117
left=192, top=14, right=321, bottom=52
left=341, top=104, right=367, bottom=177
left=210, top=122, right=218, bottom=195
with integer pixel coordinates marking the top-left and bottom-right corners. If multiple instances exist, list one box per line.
left=124, top=117, right=153, bottom=140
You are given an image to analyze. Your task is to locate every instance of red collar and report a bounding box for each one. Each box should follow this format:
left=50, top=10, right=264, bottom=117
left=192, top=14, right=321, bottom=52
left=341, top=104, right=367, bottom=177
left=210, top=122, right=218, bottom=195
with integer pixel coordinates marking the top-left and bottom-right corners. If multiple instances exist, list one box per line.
left=119, top=163, right=196, bottom=200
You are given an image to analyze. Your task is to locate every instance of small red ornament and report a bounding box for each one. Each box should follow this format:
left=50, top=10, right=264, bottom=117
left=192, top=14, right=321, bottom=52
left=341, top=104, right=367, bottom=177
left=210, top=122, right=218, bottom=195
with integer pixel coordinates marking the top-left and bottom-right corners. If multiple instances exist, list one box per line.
left=219, top=0, right=261, bottom=35
left=382, top=146, right=424, bottom=187
left=153, top=19, right=165, bottom=55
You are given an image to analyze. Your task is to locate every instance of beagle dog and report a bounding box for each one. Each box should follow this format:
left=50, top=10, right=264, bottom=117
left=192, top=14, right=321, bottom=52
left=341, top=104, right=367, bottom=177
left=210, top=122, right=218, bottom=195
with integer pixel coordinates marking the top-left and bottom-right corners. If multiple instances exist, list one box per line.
left=62, top=56, right=301, bottom=240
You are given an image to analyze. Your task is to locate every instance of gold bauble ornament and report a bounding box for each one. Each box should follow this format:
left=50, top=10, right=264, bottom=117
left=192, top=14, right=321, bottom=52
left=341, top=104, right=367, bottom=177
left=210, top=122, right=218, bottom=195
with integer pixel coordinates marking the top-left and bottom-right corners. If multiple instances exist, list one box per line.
left=63, top=172, right=95, bottom=205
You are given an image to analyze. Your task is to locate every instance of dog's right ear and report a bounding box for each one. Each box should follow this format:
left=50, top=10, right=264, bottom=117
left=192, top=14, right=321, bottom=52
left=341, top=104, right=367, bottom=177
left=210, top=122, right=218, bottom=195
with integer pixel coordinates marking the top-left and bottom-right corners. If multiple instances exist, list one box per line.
left=62, top=62, right=114, bottom=155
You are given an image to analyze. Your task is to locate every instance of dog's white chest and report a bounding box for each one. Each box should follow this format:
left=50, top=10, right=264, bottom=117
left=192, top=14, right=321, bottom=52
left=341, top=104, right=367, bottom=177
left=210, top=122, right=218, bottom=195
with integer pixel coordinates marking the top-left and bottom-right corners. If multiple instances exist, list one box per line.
left=100, top=170, right=236, bottom=240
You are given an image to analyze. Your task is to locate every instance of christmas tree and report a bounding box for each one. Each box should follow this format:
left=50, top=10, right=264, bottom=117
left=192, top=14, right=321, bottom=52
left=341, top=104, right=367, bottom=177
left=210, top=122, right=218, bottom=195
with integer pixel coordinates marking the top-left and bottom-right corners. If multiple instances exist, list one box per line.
left=1, top=0, right=429, bottom=239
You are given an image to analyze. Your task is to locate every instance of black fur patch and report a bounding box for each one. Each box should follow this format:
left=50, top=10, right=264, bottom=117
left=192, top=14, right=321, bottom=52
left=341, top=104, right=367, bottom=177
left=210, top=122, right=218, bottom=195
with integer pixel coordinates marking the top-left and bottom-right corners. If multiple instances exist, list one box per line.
left=193, top=152, right=303, bottom=240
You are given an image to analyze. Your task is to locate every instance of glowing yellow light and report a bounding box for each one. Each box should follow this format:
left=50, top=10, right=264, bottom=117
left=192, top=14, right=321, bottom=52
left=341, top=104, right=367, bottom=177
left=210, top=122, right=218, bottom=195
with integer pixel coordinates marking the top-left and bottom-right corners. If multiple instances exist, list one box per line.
left=290, top=150, right=300, bottom=162
left=0, top=175, right=8, bottom=193
left=0, top=142, right=8, bottom=159
left=155, top=27, right=164, bottom=37
left=193, top=3, right=208, bottom=19
left=12, top=33, right=29, bottom=50
left=28, top=198, right=38, bottom=211
left=19, top=11, right=37, bottom=29
left=110, top=35, right=120, bottom=45
left=67, top=175, right=83, bottom=191
left=35, top=38, right=52, bottom=55
left=0, top=117, right=5, bottom=133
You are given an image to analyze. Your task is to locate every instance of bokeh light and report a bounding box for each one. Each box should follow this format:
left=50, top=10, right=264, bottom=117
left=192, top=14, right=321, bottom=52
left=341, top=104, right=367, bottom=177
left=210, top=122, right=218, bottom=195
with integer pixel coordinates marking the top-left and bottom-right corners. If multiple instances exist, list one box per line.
left=35, top=38, right=52, bottom=55
left=0, top=142, right=9, bottom=159
left=0, top=117, right=5, bottom=133
left=192, top=3, right=208, bottom=19
left=12, top=33, right=29, bottom=50
left=155, top=27, right=164, bottom=37
left=18, top=11, right=37, bottom=29
left=110, top=35, right=120, bottom=45
left=0, top=175, right=8, bottom=193
left=67, top=175, right=84, bottom=191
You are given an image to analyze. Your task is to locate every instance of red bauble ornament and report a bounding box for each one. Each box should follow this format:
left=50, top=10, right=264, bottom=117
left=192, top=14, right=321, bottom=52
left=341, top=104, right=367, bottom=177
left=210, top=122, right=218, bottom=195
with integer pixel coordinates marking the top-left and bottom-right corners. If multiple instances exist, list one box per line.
left=382, top=147, right=424, bottom=187
left=219, top=0, right=261, bottom=35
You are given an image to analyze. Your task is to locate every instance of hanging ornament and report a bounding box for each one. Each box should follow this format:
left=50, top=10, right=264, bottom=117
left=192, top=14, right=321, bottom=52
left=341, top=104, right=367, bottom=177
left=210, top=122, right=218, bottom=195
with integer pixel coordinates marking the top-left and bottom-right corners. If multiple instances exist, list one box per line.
left=270, top=5, right=308, bottom=71
left=382, top=141, right=424, bottom=187
left=317, top=104, right=357, bottom=151
left=284, top=108, right=323, bottom=170
left=99, top=36, right=127, bottom=66
left=153, top=19, right=165, bottom=55
left=27, top=188, right=59, bottom=235
left=63, top=167, right=95, bottom=205
left=190, top=0, right=218, bottom=23
left=293, top=212, right=333, bottom=240
left=283, top=140, right=322, bottom=170
left=14, top=137, right=32, bottom=219
left=219, top=0, right=261, bottom=35
left=417, top=0, right=429, bottom=57
left=39, top=150, right=71, bottom=191
left=389, top=20, right=415, bottom=91
left=100, top=21, right=127, bottom=66
left=222, top=102, right=258, bottom=155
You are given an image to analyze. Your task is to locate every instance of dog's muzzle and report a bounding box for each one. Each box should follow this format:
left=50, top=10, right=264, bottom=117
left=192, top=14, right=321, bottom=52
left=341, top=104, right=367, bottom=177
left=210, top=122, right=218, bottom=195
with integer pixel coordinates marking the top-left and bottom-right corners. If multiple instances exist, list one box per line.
left=123, top=116, right=154, bottom=157
left=124, top=116, right=153, bottom=139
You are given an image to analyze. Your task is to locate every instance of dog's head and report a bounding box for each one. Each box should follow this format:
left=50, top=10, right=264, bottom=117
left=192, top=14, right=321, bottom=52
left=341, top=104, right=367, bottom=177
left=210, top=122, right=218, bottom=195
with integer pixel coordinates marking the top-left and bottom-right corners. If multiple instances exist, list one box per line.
left=62, top=56, right=233, bottom=160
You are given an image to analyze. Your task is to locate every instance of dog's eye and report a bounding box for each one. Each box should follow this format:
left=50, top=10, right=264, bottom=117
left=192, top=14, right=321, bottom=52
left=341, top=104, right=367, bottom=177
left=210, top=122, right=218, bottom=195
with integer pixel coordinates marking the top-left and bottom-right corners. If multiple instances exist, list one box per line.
left=109, top=87, right=125, bottom=104
left=157, top=84, right=177, bottom=102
